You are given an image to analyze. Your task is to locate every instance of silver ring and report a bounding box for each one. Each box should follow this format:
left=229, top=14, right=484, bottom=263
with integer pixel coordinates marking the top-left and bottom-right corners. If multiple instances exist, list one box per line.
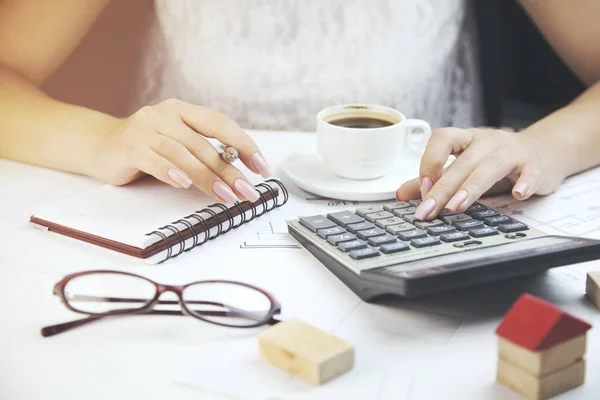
left=218, top=144, right=239, bottom=163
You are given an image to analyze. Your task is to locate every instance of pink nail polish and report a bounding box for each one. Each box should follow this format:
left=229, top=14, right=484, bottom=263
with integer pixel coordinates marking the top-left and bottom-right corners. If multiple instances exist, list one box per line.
left=168, top=169, right=192, bottom=189
left=213, top=181, right=238, bottom=204
left=513, top=181, right=530, bottom=197
left=252, top=152, right=272, bottom=178
left=447, top=190, right=468, bottom=211
left=415, top=198, right=436, bottom=220
left=420, top=177, right=433, bottom=198
left=234, top=179, right=260, bottom=202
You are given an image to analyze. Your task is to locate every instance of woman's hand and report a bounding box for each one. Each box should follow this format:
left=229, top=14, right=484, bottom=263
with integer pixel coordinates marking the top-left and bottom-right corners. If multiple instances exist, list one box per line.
left=396, top=127, right=566, bottom=220
left=93, top=99, right=271, bottom=204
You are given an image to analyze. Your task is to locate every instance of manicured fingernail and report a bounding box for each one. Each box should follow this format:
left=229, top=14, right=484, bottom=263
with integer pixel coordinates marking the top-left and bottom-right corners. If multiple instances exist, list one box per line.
left=415, top=198, right=436, bottom=220
left=213, top=181, right=239, bottom=204
left=234, top=179, right=260, bottom=202
left=168, top=169, right=192, bottom=188
left=420, top=177, right=433, bottom=198
left=252, top=152, right=272, bottom=178
left=447, top=190, right=468, bottom=211
left=513, top=181, right=530, bottom=197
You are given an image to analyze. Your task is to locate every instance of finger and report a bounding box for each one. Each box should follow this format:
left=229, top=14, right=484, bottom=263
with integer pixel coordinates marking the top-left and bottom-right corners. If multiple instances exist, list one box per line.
left=148, top=135, right=240, bottom=204
left=512, top=163, right=542, bottom=201
left=445, top=152, right=520, bottom=213
left=396, top=177, right=420, bottom=201
left=414, top=143, right=489, bottom=220
left=158, top=99, right=271, bottom=178
left=486, top=178, right=513, bottom=196
left=153, top=115, right=260, bottom=202
left=128, top=145, right=190, bottom=189
left=419, top=128, right=474, bottom=197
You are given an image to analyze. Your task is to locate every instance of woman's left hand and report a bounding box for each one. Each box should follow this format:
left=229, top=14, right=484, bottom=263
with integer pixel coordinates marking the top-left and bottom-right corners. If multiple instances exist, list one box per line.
left=395, top=127, right=566, bottom=220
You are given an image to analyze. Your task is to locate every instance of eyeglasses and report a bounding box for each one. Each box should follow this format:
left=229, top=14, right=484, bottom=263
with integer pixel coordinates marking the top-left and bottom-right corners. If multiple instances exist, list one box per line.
left=41, top=270, right=282, bottom=337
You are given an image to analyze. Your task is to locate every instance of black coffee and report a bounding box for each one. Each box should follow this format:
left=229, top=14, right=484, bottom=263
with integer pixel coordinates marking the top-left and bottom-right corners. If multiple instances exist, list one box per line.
left=327, top=117, right=395, bottom=129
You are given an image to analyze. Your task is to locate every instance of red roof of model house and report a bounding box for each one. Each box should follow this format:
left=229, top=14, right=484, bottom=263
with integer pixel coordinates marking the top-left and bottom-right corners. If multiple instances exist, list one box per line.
left=496, top=294, right=592, bottom=351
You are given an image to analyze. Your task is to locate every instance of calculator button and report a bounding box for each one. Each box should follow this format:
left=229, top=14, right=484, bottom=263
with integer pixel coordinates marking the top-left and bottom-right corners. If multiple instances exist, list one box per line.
left=438, top=209, right=456, bottom=217
left=465, top=203, right=487, bottom=214
left=393, top=207, right=417, bottom=217
left=484, top=215, right=512, bottom=226
left=409, top=199, right=422, bottom=206
left=349, top=247, right=380, bottom=260
left=427, top=225, right=456, bottom=236
left=386, top=223, right=415, bottom=235
left=414, top=219, right=444, bottom=230
left=327, top=233, right=357, bottom=245
left=365, top=211, right=395, bottom=222
left=337, top=240, right=368, bottom=252
left=454, top=220, right=484, bottom=231
left=383, top=202, right=412, bottom=212
left=317, top=226, right=346, bottom=239
left=442, top=214, right=472, bottom=225
left=498, top=222, right=529, bottom=233
left=453, top=240, right=482, bottom=248
left=470, top=210, right=500, bottom=220
left=440, top=231, right=470, bottom=242
left=299, top=215, right=337, bottom=232
left=411, top=236, right=442, bottom=248
left=375, top=217, right=406, bottom=228
left=346, top=221, right=376, bottom=233
left=469, top=227, right=499, bottom=238
left=356, top=227, right=387, bottom=240
left=327, top=211, right=364, bottom=227
left=356, top=207, right=383, bottom=217
left=380, top=242, right=410, bottom=254
left=368, top=234, right=398, bottom=246
left=398, top=229, right=427, bottom=241
left=403, top=214, right=420, bottom=223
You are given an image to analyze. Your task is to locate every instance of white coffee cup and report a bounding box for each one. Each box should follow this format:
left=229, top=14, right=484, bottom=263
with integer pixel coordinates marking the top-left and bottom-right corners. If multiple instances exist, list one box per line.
left=316, top=104, right=432, bottom=180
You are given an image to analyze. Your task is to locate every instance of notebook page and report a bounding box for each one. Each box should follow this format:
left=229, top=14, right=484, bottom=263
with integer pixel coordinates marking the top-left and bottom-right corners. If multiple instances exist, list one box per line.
left=32, top=177, right=221, bottom=249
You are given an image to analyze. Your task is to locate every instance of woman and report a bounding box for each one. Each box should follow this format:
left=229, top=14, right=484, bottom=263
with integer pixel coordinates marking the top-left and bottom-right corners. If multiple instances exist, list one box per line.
left=0, top=0, right=599, bottom=220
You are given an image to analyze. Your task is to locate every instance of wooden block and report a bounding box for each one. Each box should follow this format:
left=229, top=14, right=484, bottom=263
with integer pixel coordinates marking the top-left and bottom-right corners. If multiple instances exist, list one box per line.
left=497, top=358, right=585, bottom=400
left=258, top=320, right=354, bottom=385
left=497, top=335, right=587, bottom=377
left=586, top=272, right=600, bottom=309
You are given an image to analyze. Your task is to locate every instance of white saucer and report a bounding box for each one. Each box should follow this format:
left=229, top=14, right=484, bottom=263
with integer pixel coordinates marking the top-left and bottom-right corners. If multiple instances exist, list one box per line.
left=281, top=152, right=420, bottom=201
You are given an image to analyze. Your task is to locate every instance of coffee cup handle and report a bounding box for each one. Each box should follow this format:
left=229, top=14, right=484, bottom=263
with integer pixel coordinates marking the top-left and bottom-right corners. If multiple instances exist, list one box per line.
left=402, top=119, right=432, bottom=153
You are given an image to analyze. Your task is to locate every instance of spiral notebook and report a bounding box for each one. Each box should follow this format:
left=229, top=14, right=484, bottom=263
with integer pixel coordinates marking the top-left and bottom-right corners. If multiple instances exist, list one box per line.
left=29, top=177, right=288, bottom=263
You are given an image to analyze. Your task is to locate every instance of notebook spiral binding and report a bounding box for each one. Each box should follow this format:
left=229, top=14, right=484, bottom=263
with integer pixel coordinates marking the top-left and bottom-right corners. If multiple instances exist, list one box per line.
left=146, top=179, right=289, bottom=262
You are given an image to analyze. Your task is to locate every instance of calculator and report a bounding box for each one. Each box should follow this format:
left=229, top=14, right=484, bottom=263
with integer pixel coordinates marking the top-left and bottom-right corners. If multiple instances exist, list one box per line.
left=287, top=200, right=600, bottom=300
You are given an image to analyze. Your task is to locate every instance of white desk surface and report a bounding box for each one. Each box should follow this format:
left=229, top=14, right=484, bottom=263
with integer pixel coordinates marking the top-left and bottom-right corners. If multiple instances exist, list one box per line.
left=1, top=130, right=600, bottom=400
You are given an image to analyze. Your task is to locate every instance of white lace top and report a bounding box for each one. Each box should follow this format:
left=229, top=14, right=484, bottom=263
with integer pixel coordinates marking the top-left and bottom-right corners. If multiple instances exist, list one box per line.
left=136, top=0, right=483, bottom=131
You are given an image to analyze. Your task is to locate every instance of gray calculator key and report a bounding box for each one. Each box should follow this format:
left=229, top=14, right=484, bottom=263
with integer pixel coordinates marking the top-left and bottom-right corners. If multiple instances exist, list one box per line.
left=327, top=233, right=357, bottom=245
left=403, top=214, right=420, bottom=223
left=365, top=211, right=395, bottom=222
left=470, top=209, right=500, bottom=220
left=442, top=214, right=472, bottom=225
left=427, top=225, right=456, bottom=236
left=375, top=217, right=406, bottom=228
left=414, top=219, right=444, bottom=230
left=393, top=207, right=417, bottom=217
left=498, top=222, right=529, bottom=233
left=356, top=227, right=387, bottom=240
left=349, top=247, right=380, bottom=260
left=327, top=211, right=364, bottom=227
left=465, top=203, right=487, bottom=214
left=469, top=226, right=499, bottom=238
left=440, top=231, right=470, bottom=242
left=438, top=209, right=456, bottom=217
left=484, top=215, right=512, bottom=226
left=409, top=199, right=422, bottom=206
left=299, top=215, right=337, bottom=232
left=383, top=202, right=412, bottom=212
left=380, top=242, right=410, bottom=254
left=368, top=234, right=397, bottom=246
left=455, top=219, right=484, bottom=231
left=317, top=226, right=346, bottom=239
left=356, top=207, right=383, bottom=217
left=386, top=223, right=415, bottom=235
left=411, top=236, right=442, bottom=248
left=346, top=221, right=375, bottom=233
left=337, top=239, right=368, bottom=252
left=398, top=229, right=427, bottom=241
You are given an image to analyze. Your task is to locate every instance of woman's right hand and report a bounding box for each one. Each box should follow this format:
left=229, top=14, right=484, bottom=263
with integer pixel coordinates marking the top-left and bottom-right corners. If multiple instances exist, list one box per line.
left=93, top=99, right=271, bottom=204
